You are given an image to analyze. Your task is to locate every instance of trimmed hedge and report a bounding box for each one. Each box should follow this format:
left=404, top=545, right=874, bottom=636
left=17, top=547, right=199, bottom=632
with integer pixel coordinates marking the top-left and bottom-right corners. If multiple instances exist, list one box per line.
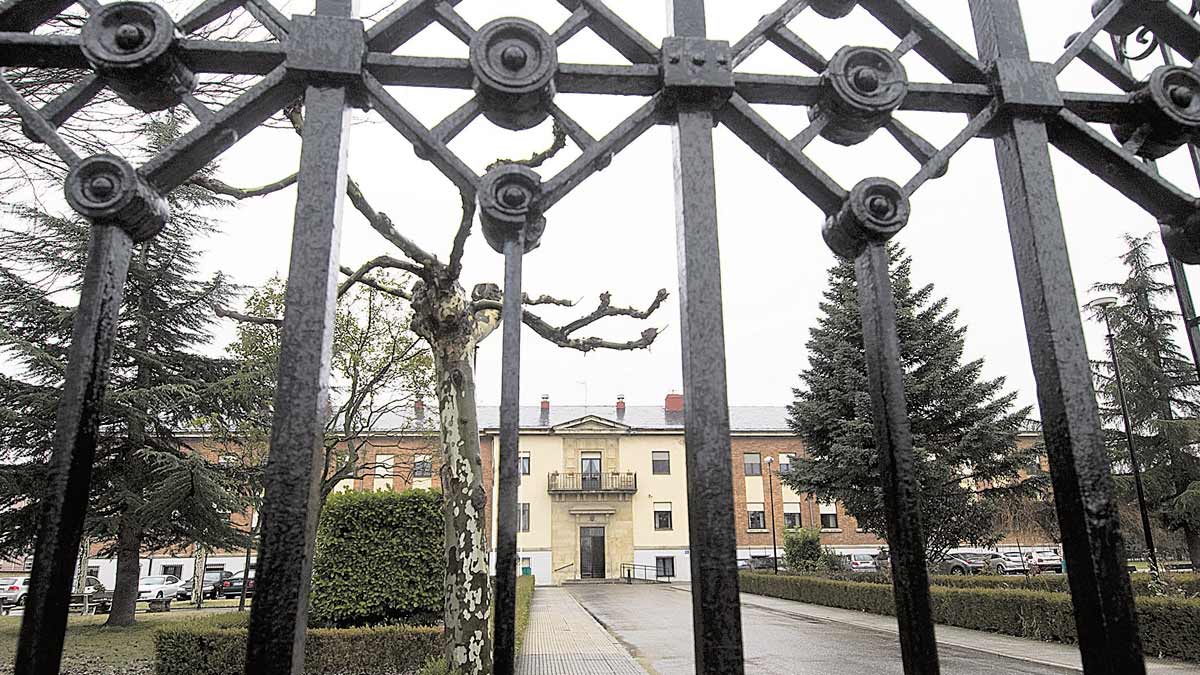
left=740, top=572, right=1200, bottom=662
left=816, top=570, right=1200, bottom=597
left=514, top=574, right=535, bottom=656
left=154, top=613, right=441, bottom=675
left=310, top=488, right=443, bottom=628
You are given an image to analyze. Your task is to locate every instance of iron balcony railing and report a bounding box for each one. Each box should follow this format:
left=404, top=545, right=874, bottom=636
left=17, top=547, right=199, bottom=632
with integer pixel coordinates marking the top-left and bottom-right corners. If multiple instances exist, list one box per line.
left=547, top=472, right=638, bottom=494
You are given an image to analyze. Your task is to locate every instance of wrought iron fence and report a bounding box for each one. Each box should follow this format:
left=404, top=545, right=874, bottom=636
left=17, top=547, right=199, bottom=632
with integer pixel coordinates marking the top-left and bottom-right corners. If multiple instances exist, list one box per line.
left=1, top=0, right=1199, bottom=673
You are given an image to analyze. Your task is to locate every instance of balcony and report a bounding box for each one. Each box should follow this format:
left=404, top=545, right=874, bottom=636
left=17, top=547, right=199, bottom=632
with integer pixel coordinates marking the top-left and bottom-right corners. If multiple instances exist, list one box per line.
left=547, top=471, right=637, bottom=494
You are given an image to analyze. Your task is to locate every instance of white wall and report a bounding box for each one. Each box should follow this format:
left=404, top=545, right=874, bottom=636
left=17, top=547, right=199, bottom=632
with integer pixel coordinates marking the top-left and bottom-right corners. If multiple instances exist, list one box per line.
left=633, top=549, right=690, bottom=582
left=84, top=554, right=256, bottom=588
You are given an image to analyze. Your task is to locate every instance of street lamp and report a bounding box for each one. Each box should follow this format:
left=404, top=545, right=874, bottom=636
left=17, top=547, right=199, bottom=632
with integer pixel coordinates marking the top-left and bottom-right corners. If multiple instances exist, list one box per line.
left=764, top=456, right=779, bottom=574
left=1086, top=295, right=1160, bottom=577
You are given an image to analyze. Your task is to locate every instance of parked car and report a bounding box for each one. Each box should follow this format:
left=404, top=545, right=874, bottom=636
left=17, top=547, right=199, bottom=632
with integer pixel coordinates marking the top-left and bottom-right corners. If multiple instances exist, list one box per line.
left=934, top=552, right=986, bottom=575
left=0, top=577, right=30, bottom=606
left=990, top=552, right=1030, bottom=575
left=221, top=569, right=256, bottom=599
left=138, top=575, right=185, bottom=600
left=736, top=560, right=752, bottom=571
left=746, top=556, right=786, bottom=571
left=81, top=575, right=105, bottom=594
left=177, top=570, right=233, bottom=600
left=847, top=553, right=878, bottom=572
left=1026, top=549, right=1063, bottom=573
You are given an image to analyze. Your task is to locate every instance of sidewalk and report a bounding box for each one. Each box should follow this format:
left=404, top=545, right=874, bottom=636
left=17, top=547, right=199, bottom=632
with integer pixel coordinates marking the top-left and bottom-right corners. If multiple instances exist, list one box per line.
left=517, top=586, right=647, bottom=675
left=717, top=586, right=1199, bottom=674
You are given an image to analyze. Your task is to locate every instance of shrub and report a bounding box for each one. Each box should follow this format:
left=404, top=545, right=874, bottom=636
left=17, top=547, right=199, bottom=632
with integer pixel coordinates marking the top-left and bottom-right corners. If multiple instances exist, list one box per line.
left=783, top=528, right=822, bottom=572
left=310, top=488, right=443, bottom=628
left=739, top=572, right=1200, bottom=662
left=798, top=570, right=1200, bottom=598
left=154, top=614, right=442, bottom=675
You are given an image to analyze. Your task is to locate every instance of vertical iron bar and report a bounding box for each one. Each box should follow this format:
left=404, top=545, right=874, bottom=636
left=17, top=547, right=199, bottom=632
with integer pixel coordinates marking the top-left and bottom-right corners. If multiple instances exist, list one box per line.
left=493, top=235, right=524, bottom=675
left=854, top=241, right=939, bottom=674
left=1101, top=310, right=1160, bottom=576
left=14, top=225, right=134, bottom=675
left=969, top=2, right=1144, bottom=672
left=667, top=2, right=745, bottom=672
left=244, top=1, right=353, bottom=671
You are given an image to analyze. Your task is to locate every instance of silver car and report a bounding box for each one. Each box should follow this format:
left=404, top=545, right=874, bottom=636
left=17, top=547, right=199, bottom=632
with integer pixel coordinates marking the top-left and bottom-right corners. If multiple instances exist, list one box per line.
left=0, top=577, right=30, bottom=606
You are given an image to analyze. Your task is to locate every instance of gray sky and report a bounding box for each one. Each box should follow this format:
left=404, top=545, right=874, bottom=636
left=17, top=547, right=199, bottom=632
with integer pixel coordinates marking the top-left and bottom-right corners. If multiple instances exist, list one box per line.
left=185, top=0, right=1200, bottom=413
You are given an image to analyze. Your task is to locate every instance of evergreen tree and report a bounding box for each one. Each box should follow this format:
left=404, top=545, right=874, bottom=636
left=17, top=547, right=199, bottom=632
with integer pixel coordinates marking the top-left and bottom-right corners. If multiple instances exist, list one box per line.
left=0, top=117, right=258, bottom=625
left=1087, top=233, right=1200, bottom=569
left=784, top=245, right=1037, bottom=557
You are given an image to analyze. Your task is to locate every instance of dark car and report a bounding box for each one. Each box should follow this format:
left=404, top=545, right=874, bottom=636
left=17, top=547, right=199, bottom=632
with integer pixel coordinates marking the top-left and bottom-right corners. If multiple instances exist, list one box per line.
left=220, top=569, right=255, bottom=599
left=935, top=552, right=987, bottom=575
left=177, top=570, right=233, bottom=600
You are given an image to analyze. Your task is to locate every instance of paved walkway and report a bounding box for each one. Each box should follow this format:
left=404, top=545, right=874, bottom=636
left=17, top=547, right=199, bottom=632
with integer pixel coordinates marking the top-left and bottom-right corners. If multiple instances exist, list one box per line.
left=517, top=586, right=647, bottom=675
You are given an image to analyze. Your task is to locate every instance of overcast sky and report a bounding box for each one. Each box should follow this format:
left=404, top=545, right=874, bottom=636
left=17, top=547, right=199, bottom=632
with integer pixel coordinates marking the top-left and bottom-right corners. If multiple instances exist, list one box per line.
left=173, top=0, right=1200, bottom=413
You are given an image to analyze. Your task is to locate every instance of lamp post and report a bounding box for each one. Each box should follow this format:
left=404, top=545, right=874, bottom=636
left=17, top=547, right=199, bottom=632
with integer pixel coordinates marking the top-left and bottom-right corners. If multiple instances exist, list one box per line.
left=1086, top=295, right=1160, bottom=578
left=764, top=456, right=779, bottom=574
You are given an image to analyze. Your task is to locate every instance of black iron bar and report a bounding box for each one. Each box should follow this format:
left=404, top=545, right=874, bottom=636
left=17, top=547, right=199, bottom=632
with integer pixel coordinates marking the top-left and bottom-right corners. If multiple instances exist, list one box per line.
left=493, top=236, right=524, bottom=675
left=0, top=0, right=75, bottom=32
left=855, top=241, right=940, bottom=675
left=14, top=226, right=135, bottom=675
left=1097, top=305, right=1161, bottom=577
left=667, top=1, right=745, bottom=672
left=730, top=0, right=808, bottom=67
left=0, top=72, right=80, bottom=165
left=28, top=72, right=105, bottom=133
left=969, top=1, right=1145, bottom=671
left=551, top=7, right=589, bottom=45
left=857, top=0, right=986, bottom=84
left=244, top=1, right=354, bottom=670
left=177, top=0, right=245, bottom=35
left=367, top=0, right=459, bottom=53
left=558, top=0, right=658, bottom=65
left=244, top=0, right=291, bottom=39
left=1053, top=0, right=1125, bottom=74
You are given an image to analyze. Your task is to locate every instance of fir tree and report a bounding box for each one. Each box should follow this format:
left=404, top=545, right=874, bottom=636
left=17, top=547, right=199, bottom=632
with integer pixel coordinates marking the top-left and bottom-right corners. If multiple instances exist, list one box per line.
left=0, top=117, right=259, bottom=625
left=1087, top=233, right=1200, bottom=568
left=784, top=245, right=1037, bottom=557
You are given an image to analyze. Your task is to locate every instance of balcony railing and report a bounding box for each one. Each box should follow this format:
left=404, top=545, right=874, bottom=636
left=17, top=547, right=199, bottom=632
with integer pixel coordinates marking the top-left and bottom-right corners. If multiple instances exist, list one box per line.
left=547, top=472, right=637, bottom=494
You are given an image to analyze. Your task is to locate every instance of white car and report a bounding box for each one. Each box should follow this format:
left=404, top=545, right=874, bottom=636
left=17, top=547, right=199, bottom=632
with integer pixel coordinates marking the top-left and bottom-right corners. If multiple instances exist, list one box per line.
left=138, top=575, right=184, bottom=600
left=1026, top=549, right=1063, bottom=573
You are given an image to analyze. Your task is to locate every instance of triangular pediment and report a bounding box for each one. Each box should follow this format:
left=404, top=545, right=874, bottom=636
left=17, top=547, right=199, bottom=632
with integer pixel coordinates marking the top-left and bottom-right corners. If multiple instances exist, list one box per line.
left=551, top=415, right=629, bottom=433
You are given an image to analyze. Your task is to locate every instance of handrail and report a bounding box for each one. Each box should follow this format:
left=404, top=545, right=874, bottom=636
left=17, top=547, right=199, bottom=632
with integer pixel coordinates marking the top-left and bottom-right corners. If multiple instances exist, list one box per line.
left=620, top=562, right=673, bottom=584
left=553, top=562, right=575, bottom=573
left=547, top=471, right=637, bottom=493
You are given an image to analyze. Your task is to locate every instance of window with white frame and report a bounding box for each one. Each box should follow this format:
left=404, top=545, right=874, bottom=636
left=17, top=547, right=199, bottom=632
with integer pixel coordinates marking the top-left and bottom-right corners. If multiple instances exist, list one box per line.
left=518, top=503, right=530, bottom=532
left=413, top=454, right=432, bottom=478
left=519, top=452, right=530, bottom=475
left=779, top=453, right=795, bottom=475
left=819, top=501, right=839, bottom=530
left=374, top=454, right=394, bottom=490
left=747, top=502, right=766, bottom=530
left=651, top=450, right=670, bottom=475
left=743, top=453, right=762, bottom=476
left=783, top=502, right=802, bottom=529
left=653, top=502, right=673, bottom=530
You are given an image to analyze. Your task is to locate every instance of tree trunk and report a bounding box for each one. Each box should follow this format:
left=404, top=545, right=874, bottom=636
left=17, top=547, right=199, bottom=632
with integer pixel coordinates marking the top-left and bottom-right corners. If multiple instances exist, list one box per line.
left=105, top=512, right=143, bottom=626
left=1185, top=523, right=1200, bottom=570
left=433, top=346, right=493, bottom=675
left=73, top=536, right=91, bottom=594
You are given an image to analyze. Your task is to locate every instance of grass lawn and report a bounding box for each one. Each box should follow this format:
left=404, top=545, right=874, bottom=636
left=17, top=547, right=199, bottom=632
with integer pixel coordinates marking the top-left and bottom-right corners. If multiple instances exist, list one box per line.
left=0, top=606, right=251, bottom=673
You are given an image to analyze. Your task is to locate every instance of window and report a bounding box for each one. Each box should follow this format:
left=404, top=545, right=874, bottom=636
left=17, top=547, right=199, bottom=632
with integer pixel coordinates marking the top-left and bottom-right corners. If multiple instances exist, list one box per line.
left=779, top=453, right=795, bottom=475
left=374, top=454, right=394, bottom=490
left=86, top=566, right=99, bottom=578
left=819, top=502, right=839, bottom=530
left=520, top=453, right=530, bottom=476
left=518, top=503, right=530, bottom=533
left=655, top=556, right=675, bottom=578
left=653, top=502, right=673, bottom=530
left=784, top=502, right=801, bottom=529
left=413, top=454, right=432, bottom=478
left=652, top=451, right=671, bottom=475
left=743, top=453, right=762, bottom=476
left=204, top=564, right=225, bottom=573
left=747, top=502, right=766, bottom=530
left=161, top=564, right=183, bottom=579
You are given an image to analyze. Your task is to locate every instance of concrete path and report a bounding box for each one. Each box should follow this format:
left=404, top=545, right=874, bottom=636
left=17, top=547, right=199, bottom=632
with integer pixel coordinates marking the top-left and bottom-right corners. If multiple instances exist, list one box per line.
left=567, top=583, right=1200, bottom=675
left=517, top=586, right=647, bottom=675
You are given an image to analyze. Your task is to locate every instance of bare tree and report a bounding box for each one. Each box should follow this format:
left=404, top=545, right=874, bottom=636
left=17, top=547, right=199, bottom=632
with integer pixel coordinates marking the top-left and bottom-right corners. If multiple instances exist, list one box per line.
left=208, top=107, right=667, bottom=674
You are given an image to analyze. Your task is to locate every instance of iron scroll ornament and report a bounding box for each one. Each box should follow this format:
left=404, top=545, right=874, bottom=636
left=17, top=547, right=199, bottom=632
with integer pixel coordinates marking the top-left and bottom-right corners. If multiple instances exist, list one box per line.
left=2, top=0, right=1200, bottom=674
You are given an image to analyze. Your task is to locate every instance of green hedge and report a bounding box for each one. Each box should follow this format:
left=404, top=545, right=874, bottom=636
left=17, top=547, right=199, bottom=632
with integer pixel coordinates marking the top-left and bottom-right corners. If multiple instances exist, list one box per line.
left=310, top=488, right=443, bottom=628
left=740, top=572, right=1200, bottom=662
left=515, top=575, right=535, bottom=656
left=814, top=570, right=1200, bottom=597
left=154, top=614, right=441, bottom=675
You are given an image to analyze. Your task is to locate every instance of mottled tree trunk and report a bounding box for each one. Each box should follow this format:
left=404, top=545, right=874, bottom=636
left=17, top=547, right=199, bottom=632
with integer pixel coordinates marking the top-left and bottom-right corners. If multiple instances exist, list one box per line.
left=73, top=536, right=90, bottom=594
left=105, top=513, right=143, bottom=626
left=1185, top=524, right=1200, bottom=570
left=412, top=278, right=495, bottom=675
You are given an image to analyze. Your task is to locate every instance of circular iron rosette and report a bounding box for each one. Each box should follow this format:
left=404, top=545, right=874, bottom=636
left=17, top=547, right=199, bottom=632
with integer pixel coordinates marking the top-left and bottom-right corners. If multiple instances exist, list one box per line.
left=1114, top=66, right=1200, bottom=159
left=479, top=165, right=546, bottom=254
left=471, top=18, right=558, bottom=131
left=1162, top=210, right=1200, bottom=264
left=823, top=177, right=910, bottom=259
left=65, top=154, right=169, bottom=241
left=810, top=0, right=856, bottom=20
left=811, top=46, right=908, bottom=146
left=81, top=1, right=195, bottom=112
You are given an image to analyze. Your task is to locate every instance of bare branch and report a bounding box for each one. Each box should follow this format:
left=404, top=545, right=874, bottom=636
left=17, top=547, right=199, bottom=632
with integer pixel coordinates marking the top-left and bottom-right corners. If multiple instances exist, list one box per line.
left=213, top=304, right=282, bottom=326
left=447, top=191, right=476, bottom=280
left=345, top=177, right=440, bottom=269
left=486, top=121, right=568, bottom=172
left=338, top=256, right=423, bottom=298
left=338, top=265, right=413, bottom=300
left=522, top=293, right=576, bottom=307
left=524, top=313, right=663, bottom=352
left=471, top=289, right=670, bottom=352
left=560, top=289, right=670, bottom=336
left=190, top=173, right=298, bottom=200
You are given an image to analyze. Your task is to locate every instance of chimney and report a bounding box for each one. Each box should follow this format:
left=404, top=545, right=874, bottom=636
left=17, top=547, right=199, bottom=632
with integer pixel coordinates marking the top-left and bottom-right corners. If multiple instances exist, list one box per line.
left=414, top=399, right=425, bottom=418
left=616, top=395, right=626, bottom=415
left=664, top=392, right=684, bottom=413
left=540, top=395, right=550, bottom=412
